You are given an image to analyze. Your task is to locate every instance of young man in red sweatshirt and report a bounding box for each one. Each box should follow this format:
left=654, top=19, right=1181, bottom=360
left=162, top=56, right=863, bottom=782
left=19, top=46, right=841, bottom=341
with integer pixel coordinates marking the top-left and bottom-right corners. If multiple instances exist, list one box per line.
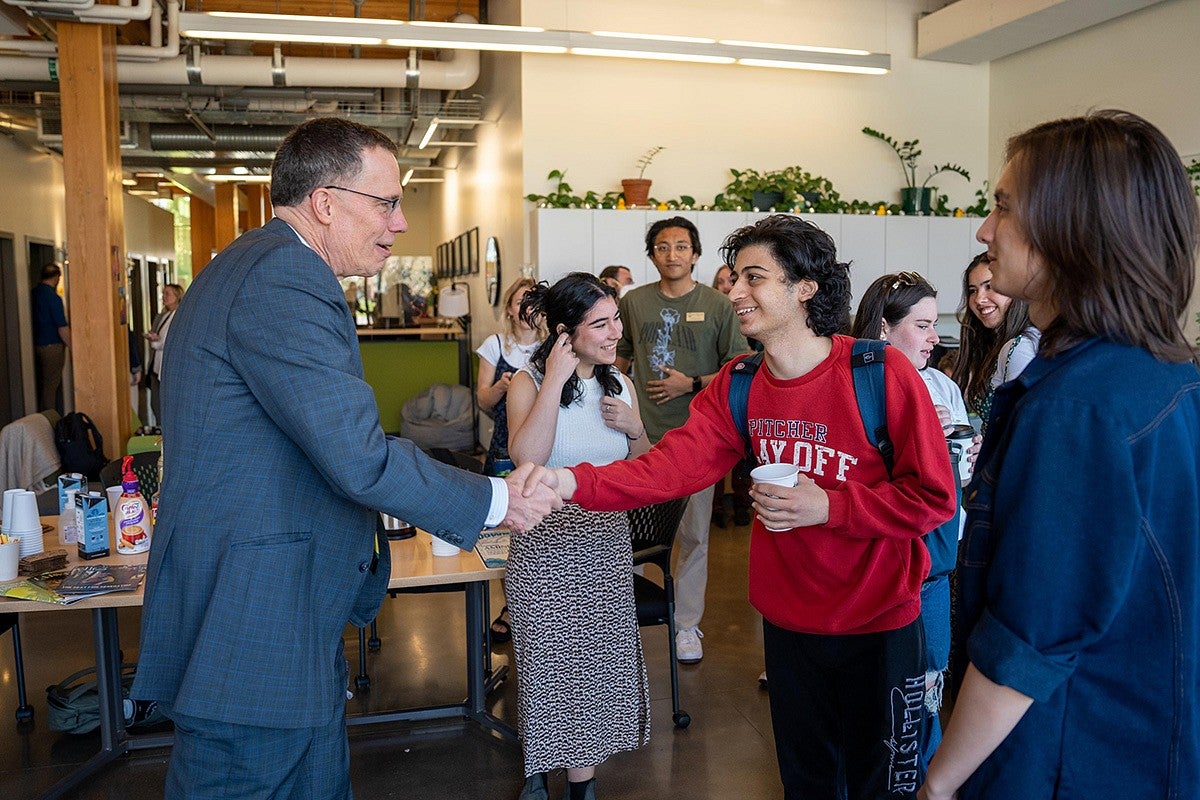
left=549, top=214, right=957, bottom=799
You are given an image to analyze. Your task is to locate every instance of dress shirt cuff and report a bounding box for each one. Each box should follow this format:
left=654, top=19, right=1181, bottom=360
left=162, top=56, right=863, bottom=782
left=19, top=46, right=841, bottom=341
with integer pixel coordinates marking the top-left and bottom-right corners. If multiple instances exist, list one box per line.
left=484, top=476, right=508, bottom=527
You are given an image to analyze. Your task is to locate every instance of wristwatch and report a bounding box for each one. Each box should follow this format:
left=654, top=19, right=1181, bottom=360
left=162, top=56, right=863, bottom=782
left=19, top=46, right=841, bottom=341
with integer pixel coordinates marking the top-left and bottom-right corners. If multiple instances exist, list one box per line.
left=692, top=375, right=702, bottom=394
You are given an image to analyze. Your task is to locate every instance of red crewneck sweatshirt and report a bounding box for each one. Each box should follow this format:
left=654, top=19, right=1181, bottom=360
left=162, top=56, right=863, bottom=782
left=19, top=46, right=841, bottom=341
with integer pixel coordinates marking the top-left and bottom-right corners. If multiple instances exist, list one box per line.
left=570, top=335, right=956, bottom=635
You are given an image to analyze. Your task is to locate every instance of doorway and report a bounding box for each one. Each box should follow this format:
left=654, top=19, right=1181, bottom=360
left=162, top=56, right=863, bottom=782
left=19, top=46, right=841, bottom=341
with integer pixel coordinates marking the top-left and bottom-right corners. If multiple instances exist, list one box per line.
left=26, top=238, right=60, bottom=414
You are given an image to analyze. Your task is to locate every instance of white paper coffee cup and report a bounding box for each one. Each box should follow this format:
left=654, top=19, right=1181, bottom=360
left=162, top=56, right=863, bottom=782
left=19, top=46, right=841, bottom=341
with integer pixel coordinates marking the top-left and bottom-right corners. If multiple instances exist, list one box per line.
left=0, top=539, right=19, bottom=581
left=750, top=463, right=800, bottom=531
left=6, top=490, right=38, bottom=532
left=946, top=425, right=975, bottom=483
left=431, top=535, right=459, bottom=557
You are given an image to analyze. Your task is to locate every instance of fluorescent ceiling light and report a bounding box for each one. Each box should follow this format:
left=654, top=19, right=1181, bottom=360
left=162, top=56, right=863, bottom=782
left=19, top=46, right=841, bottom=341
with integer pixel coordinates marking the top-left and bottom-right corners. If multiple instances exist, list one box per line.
left=205, top=173, right=272, bottom=183
left=592, top=31, right=716, bottom=44
left=571, top=48, right=734, bottom=65
left=401, top=169, right=414, bottom=186
left=179, top=11, right=889, bottom=74
left=405, top=177, right=444, bottom=183
left=418, top=121, right=439, bottom=149
left=719, top=39, right=871, bottom=56
left=737, top=58, right=889, bottom=75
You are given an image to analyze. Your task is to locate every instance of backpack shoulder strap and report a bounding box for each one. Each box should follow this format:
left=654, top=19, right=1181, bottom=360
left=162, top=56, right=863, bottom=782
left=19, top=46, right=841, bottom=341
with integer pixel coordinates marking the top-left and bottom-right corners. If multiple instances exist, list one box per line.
left=728, top=353, right=763, bottom=463
left=850, top=339, right=893, bottom=477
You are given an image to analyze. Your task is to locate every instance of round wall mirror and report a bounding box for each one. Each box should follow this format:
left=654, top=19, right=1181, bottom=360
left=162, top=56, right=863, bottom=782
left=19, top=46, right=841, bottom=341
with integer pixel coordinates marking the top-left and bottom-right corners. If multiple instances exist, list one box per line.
left=485, top=236, right=501, bottom=306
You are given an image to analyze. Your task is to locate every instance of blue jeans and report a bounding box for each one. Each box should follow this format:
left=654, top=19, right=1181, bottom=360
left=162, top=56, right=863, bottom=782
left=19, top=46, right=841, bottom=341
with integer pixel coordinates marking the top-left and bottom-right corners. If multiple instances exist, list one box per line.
left=918, top=576, right=950, bottom=771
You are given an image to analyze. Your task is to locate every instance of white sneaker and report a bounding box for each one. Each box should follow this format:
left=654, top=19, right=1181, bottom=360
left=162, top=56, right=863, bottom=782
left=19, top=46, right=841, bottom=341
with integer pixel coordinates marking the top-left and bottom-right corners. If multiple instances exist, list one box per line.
left=675, top=627, right=704, bottom=663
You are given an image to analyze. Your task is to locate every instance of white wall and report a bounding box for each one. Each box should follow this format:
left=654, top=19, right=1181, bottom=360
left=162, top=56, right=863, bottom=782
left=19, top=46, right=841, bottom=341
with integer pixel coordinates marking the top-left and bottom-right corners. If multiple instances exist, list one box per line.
left=431, top=0, right=528, bottom=349
left=518, top=0, right=990, bottom=270
left=989, top=0, right=1200, bottom=344
left=123, top=195, right=175, bottom=263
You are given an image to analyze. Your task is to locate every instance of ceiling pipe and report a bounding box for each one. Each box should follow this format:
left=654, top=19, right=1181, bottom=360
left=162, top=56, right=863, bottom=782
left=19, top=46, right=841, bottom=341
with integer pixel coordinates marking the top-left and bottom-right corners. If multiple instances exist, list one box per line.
left=0, top=0, right=179, bottom=62
left=2, top=0, right=154, bottom=24
left=0, top=12, right=479, bottom=89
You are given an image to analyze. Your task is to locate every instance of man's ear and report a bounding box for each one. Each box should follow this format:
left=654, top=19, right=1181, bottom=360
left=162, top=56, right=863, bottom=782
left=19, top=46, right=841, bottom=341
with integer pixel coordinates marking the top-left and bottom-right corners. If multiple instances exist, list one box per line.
left=795, top=278, right=818, bottom=303
left=309, top=187, right=334, bottom=223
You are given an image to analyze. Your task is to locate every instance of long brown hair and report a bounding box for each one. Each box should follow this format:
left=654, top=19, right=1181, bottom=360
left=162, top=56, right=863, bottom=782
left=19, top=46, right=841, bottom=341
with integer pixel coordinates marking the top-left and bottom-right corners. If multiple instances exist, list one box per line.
left=951, top=254, right=1030, bottom=406
left=1004, top=110, right=1198, bottom=362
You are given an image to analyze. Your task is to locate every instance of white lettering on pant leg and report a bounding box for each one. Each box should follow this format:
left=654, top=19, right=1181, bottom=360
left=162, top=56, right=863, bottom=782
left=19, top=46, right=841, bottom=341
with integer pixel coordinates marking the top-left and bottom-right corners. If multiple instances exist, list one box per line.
left=886, top=675, right=925, bottom=794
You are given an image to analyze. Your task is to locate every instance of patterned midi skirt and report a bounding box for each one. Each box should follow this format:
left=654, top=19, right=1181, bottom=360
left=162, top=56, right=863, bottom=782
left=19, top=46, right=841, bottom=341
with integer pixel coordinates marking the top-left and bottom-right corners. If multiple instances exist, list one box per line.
left=505, top=502, right=651, bottom=775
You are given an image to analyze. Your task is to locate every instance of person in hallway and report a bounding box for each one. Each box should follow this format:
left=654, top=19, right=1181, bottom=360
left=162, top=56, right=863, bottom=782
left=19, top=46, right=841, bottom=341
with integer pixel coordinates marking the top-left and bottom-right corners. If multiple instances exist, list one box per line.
left=615, top=216, right=748, bottom=664
left=598, top=264, right=633, bottom=292
left=851, top=271, right=977, bottom=773
left=505, top=274, right=651, bottom=800
left=145, top=282, right=184, bottom=426
left=709, top=263, right=753, bottom=529
left=950, top=253, right=1029, bottom=433
left=552, top=214, right=956, bottom=799
left=130, top=117, right=560, bottom=800
left=31, top=261, right=70, bottom=413
left=476, top=276, right=543, bottom=644
left=919, top=110, right=1200, bottom=800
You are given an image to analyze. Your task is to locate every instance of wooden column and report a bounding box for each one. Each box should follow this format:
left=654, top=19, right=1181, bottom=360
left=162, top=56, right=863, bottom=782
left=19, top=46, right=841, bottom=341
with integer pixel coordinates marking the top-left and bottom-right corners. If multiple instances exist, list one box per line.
left=57, top=20, right=130, bottom=453
left=244, top=184, right=271, bottom=229
left=190, top=196, right=215, bottom=274
left=214, top=183, right=240, bottom=252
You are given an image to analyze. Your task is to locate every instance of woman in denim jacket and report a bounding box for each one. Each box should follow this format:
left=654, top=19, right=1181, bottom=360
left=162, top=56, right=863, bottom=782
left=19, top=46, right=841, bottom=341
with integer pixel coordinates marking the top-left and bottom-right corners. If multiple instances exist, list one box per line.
left=920, top=110, right=1200, bottom=800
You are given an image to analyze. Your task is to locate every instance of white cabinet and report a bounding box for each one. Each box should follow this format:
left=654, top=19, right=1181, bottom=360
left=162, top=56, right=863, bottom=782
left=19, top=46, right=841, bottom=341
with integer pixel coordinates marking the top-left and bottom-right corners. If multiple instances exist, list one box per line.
left=530, top=209, right=982, bottom=314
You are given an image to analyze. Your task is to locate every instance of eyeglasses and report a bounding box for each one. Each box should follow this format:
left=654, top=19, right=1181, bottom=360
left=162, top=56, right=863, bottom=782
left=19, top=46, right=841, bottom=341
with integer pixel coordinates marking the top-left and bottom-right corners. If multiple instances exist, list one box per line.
left=322, top=185, right=401, bottom=214
left=890, top=271, right=924, bottom=291
left=653, top=243, right=693, bottom=255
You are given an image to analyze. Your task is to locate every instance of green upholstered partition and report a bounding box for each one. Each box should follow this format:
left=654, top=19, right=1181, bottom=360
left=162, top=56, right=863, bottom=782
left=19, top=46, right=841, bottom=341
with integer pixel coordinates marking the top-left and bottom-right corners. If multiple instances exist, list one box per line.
left=359, top=339, right=462, bottom=434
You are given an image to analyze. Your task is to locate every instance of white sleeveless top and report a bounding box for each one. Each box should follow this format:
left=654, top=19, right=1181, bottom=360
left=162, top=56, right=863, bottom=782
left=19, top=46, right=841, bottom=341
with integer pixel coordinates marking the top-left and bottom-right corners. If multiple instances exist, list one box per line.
left=520, top=366, right=633, bottom=469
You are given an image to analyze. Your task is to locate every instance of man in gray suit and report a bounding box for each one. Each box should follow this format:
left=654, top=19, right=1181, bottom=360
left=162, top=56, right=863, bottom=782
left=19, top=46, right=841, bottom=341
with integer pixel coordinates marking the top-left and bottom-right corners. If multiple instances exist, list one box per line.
left=131, top=117, right=560, bottom=799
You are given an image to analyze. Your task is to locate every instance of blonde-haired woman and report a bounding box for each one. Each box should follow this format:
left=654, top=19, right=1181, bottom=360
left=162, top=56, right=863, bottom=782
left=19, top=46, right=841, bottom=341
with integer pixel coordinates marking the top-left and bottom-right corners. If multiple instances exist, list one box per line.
left=477, top=278, right=543, bottom=477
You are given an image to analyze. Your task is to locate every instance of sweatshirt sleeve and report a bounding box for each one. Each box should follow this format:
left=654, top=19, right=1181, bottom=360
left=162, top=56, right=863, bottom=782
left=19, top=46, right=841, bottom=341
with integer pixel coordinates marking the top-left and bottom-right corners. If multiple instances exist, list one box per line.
left=571, top=359, right=746, bottom=511
left=825, top=348, right=958, bottom=541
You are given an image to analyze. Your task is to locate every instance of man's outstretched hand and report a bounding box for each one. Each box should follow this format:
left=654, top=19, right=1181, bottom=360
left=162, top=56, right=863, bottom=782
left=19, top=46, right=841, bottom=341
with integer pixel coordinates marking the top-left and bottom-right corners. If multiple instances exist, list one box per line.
left=502, top=463, right=564, bottom=532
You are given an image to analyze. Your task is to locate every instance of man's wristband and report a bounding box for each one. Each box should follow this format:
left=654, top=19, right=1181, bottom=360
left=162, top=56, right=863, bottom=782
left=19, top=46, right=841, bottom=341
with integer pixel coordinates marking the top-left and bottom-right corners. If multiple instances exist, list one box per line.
left=691, top=375, right=702, bottom=393
left=627, top=428, right=645, bottom=441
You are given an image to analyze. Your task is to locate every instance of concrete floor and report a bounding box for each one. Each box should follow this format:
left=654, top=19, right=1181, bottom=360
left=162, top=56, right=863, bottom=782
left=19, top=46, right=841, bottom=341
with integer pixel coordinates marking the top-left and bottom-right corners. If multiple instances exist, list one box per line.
left=0, top=519, right=783, bottom=799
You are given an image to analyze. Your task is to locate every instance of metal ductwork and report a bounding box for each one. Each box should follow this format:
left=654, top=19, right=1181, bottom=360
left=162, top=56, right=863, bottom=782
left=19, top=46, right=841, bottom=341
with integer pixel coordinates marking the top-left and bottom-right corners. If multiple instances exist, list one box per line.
left=147, top=124, right=293, bottom=152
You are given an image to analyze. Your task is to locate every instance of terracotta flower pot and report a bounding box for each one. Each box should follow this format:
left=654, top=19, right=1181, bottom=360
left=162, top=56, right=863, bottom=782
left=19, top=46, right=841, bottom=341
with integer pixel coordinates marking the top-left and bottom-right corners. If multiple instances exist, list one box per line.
left=621, top=178, right=652, bottom=207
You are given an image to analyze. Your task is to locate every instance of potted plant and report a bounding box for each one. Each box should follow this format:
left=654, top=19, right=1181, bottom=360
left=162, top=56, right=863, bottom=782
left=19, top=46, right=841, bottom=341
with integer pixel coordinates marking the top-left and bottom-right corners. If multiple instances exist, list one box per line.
left=862, top=127, right=970, bottom=214
left=622, top=146, right=664, bottom=207
left=712, top=166, right=839, bottom=212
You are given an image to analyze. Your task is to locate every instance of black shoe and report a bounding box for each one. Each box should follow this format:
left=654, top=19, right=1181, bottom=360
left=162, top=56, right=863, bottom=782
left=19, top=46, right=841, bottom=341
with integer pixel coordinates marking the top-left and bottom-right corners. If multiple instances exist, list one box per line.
left=734, top=507, right=752, bottom=526
left=490, top=605, right=512, bottom=644
left=710, top=507, right=729, bottom=528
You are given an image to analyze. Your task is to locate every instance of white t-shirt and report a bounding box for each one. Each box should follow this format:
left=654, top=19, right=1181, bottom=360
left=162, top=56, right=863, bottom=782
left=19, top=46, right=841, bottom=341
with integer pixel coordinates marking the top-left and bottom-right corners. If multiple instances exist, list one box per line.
left=991, top=327, right=1042, bottom=389
left=921, top=367, right=969, bottom=427
left=475, top=334, right=539, bottom=373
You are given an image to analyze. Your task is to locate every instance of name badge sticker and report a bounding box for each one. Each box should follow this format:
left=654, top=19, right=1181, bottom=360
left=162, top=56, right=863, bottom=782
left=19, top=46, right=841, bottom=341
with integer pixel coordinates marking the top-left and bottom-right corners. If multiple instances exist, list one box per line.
left=686, top=311, right=706, bottom=322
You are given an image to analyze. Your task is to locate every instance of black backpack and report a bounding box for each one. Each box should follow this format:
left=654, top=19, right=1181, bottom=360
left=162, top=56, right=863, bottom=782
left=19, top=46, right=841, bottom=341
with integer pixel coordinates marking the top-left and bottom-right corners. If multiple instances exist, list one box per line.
left=54, top=412, right=108, bottom=481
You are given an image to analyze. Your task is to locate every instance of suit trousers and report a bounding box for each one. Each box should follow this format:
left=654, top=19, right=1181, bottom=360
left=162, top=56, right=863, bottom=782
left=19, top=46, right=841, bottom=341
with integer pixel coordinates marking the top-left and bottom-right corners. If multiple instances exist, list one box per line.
left=35, top=343, right=65, bottom=413
left=672, top=483, right=716, bottom=631
left=164, top=704, right=352, bottom=800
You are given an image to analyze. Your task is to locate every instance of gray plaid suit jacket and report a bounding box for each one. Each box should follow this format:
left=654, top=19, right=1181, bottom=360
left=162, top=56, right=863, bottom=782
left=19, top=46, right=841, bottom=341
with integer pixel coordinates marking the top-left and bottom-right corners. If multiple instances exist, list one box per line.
left=131, top=217, right=491, bottom=728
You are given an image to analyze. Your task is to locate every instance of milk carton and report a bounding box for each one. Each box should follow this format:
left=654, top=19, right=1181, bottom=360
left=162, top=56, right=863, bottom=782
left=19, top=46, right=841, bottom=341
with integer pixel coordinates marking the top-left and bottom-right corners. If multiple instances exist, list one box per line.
left=57, top=473, right=86, bottom=515
left=77, top=491, right=110, bottom=560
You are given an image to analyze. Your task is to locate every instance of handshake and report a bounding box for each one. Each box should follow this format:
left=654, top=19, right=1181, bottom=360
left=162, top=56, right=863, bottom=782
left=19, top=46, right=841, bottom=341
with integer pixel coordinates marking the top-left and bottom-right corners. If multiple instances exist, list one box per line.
left=500, top=463, right=580, bottom=533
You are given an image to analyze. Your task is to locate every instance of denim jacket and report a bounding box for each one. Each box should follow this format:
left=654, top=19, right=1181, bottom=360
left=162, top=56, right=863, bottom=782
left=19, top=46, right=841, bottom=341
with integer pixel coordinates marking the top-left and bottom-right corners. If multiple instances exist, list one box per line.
left=955, top=338, right=1200, bottom=799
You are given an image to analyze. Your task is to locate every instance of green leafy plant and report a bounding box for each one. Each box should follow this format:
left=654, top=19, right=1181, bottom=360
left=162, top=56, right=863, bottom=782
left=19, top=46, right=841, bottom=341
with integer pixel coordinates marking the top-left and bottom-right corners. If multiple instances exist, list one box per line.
left=862, top=127, right=970, bottom=189
left=712, top=166, right=840, bottom=211
left=965, top=180, right=991, bottom=216
left=1187, top=158, right=1200, bottom=197
left=524, top=170, right=619, bottom=208
left=634, top=146, right=665, bottom=179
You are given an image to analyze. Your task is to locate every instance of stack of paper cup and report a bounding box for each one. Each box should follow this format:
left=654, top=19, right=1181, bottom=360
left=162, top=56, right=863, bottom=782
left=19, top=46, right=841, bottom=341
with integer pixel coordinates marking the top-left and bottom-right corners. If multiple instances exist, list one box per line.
left=2, top=488, right=22, bottom=530
left=4, top=490, right=43, bottom=558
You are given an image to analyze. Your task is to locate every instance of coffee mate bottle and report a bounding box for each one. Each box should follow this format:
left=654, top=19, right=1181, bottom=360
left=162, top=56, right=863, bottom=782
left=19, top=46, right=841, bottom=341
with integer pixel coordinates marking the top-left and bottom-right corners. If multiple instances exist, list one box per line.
left=116, top=456, right=152, bottom=555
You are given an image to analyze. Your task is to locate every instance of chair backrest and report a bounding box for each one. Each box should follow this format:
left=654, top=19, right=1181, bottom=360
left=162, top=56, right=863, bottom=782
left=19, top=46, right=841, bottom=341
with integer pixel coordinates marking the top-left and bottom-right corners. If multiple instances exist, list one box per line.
left=98, top=452, right=160, bottom=497
left=628, top=497, right=689, bottom=552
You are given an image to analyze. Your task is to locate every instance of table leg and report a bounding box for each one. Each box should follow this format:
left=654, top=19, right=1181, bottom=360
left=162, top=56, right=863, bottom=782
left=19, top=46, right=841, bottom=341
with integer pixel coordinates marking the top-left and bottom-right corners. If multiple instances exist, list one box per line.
left=36, top=608, right=130, bottom=800
left=464, top=583, right=515, bottom=739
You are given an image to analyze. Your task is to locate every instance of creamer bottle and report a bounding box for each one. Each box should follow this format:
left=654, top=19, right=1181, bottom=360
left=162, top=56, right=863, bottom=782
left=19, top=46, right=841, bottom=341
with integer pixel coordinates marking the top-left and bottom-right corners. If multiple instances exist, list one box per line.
left=116, top=456, right=152, bottom=555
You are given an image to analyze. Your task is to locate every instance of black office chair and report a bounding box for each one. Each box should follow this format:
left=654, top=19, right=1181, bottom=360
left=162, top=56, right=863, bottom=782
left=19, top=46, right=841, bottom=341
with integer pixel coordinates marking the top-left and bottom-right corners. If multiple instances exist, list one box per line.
left=628, top=497, right=691, bottom=729
left=98, top=452, right=160, bottom=498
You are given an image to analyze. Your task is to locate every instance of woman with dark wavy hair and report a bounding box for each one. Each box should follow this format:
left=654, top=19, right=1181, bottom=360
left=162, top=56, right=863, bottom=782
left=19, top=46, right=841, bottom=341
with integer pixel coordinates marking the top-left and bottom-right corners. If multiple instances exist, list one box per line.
left=503, top=273, right=651, bottom=800
left=950, top=254, right=1030, bottom=433
left=920, top=111, right=1200, bottom=800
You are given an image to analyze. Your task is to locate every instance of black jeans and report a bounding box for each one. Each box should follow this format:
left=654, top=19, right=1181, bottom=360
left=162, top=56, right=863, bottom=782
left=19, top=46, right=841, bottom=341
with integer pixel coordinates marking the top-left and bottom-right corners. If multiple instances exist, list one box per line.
left=763, top=617, right=926, bottom=800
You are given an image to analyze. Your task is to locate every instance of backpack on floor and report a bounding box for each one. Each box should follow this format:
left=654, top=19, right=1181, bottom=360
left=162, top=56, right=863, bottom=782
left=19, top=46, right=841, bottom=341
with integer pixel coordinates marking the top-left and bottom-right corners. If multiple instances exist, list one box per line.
left=46, top=663, right=166, bottom=735
left=728, top=340, right=962, bottom=580
left=54, top=412, right=108, bottom=481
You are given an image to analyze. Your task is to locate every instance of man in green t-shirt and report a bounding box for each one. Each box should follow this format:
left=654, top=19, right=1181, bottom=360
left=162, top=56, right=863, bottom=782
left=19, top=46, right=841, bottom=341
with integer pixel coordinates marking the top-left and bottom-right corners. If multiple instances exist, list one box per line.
left=616, top=216, right=749, bottom=663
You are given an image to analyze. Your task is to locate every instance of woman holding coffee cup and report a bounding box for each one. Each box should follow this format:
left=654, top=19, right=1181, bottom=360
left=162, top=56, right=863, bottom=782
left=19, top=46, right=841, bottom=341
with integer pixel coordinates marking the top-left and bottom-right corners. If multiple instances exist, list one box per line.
left=919, top=111, right=1200, bottom=800
left=851, top=271, right=977, bottom=770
